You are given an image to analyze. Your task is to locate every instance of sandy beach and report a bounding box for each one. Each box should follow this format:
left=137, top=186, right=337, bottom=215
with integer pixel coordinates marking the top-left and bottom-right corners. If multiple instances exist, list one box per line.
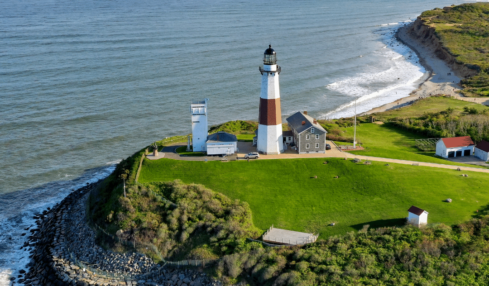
left=364, top=23, right=489, bottom=115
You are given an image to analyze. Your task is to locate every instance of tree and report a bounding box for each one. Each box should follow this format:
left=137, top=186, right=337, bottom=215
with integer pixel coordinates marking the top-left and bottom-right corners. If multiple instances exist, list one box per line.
left=120, top=169, right=129, bottom=197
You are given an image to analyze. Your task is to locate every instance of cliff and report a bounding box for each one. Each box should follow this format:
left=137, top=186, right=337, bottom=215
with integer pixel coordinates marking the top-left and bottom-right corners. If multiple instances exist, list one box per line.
left=404, top=17, right=479, bottom=79
left=401, top=3, right=489, bottom=97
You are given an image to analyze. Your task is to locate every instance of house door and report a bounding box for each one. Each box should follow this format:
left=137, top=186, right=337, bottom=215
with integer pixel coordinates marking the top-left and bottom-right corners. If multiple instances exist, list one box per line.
left=464, top=149, right=471, bottom=156
left=448, top=151, right=455, bottom=158
left=456, top=151, right=462, bottom=157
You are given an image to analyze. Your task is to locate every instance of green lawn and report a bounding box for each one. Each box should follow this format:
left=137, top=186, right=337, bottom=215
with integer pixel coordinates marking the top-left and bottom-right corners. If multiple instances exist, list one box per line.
left=175, top=146, right=206, bottom=156
left=236, top=134, right=255, bottom=142
left=333, top=141, right=353, bottom=146
left=341, top=123, right=485, bottom=168
left=139, top=158, right=489, bottom=238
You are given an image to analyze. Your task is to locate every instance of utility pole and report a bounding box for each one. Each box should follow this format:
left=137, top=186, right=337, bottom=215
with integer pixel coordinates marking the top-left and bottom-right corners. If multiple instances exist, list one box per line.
left=354, top=98, right=357, bottom=149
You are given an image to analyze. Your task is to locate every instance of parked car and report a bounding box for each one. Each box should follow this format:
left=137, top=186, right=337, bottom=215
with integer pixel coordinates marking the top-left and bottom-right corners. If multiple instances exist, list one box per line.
left=245, top=152, right=260, bottom=159
left=326, top=144, right=331, bottom=150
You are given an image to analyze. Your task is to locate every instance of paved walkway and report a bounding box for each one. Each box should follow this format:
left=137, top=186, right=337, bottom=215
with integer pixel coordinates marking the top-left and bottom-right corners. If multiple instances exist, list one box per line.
left=452, top=95, right=489, bottom=106
left=238, top=142, right=489, bottom=174
left=446, top=156, right=488, bottom=167
left=151, top=142, right=489, bottom=174
left=157, top=144, right=237, bottom=161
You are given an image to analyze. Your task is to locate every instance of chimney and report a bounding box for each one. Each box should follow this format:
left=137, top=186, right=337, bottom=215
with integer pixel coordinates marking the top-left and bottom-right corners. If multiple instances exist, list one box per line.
left=313, top=119, right=317, bottom=124
left=304, top=111, right=308, bottom=115
left=302, top=121, right=306, bottom=125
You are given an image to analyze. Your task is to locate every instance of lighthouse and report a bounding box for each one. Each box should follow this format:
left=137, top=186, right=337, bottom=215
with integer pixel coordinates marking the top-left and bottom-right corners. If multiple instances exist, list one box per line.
left=257, top=45, right=284, bottom=154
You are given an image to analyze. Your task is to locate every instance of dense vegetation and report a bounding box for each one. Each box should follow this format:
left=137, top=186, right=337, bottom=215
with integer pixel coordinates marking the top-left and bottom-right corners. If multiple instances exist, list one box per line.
left=368, top=97, right=489, bottom=142
left=92, top=180, right=259, bottom=261
left=218, top=216, right=489, bottom=285
left=209, top=120, right=258, bottom=134
left=419, top=3, right=489, bottom=96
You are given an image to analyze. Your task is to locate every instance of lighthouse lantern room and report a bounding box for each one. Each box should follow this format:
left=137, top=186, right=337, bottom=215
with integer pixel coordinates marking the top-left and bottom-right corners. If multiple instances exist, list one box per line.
left=257, top=45, right=284, bottom=155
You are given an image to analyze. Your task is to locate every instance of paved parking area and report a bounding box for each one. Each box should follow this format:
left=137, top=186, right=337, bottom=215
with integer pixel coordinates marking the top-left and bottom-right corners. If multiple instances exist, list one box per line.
left=237, top=141, right=345, bottom=159
left=446, top=156, right=488, bottom=167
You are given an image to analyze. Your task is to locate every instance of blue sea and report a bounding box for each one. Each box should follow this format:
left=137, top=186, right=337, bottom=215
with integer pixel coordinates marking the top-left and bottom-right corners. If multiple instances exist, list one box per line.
left=0, top=0, right=471, bottom=283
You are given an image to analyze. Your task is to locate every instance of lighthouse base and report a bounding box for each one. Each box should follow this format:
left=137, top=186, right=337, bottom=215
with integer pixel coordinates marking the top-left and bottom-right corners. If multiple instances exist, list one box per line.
left=257, top=124, right=284, bottom=155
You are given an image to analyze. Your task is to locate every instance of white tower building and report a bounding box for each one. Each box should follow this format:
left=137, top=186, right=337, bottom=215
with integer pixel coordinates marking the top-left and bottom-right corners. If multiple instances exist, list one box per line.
left=190, top=99, right=209, bottom=152
left=257, top=45, right=284, bottom=154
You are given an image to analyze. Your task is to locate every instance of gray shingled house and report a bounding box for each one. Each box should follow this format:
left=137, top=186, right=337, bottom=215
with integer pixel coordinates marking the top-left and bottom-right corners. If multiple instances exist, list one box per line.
left=286, top=112, right=327, bottom=154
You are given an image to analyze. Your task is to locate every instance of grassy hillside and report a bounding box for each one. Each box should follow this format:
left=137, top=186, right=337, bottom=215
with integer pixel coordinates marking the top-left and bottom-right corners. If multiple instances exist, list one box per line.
left=139, top=158, right=489, bottom=239
left=419, top=3, right=489, bottom=96
left=340, top=123, right=484, bottom=167
left=372, top=96, right=489, bottom=119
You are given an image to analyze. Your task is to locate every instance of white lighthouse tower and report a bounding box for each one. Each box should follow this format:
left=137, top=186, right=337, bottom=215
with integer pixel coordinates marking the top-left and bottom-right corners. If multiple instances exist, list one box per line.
left=257, top=45, right=284, bottom=154
left=190, top=99, right=209, bottom=152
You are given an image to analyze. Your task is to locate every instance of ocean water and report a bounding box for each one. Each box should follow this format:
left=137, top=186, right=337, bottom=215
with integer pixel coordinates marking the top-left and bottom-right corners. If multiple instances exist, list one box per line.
left=0, top=0, right=470, bottom=283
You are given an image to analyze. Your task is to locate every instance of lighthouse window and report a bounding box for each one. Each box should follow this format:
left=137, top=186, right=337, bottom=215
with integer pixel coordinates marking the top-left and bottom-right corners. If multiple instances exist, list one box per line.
left=306, top=135, right=310, bottom=140
left=306, top=143, right=310, bottom=149
left=311, top=128, right=315, bottom=133
left=315, top=134, right=319, bottom=139
left=315, top=143, right=319, bottom=148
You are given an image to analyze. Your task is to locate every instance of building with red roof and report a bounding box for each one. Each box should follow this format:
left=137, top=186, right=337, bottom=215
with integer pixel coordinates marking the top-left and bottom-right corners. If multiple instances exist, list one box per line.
left=475, top=140, right=489, bottom=162
left=435, top=136, right=475, bottom=158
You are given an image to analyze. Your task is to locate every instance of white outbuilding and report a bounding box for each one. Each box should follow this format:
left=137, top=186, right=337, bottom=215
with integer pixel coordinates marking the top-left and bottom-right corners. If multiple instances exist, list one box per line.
left=206, top=132, right=238, bottom=156
left=190, top=99, right=209, bottom=152
left=407, top=206, right=428, bottom=227
left=435, top=136, right=475, bottom=158
left=475, top=140, right=489, bottom=162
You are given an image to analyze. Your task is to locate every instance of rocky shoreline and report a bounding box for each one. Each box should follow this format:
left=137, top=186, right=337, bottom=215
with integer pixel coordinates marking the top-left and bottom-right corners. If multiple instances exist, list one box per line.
left=13, top=182, right=222, bottom=286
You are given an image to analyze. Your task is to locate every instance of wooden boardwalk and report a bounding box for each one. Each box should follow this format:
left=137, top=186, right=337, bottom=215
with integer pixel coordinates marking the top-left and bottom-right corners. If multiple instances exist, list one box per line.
left=262, top=226, right=318, bottom=246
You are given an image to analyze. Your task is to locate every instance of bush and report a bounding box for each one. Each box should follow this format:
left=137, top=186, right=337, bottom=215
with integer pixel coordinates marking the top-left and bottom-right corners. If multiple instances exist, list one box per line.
left=95, top=180, right=260, bottom=260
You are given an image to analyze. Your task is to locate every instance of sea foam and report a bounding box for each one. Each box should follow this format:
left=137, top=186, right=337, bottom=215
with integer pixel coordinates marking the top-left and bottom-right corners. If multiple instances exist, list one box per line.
left=0, top=165, right=115, bottom=286
left=322, top=21, right=427, bottom=119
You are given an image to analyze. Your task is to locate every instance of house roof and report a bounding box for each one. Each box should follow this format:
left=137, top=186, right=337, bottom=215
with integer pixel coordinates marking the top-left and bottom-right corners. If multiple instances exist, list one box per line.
left=476, top=140, right=489, bottom=152
left=441, top=136, right=474, bottom=148
left=408, top=206, right=428, bottom=216
left=206, top=132, right=237, bottom=143
left=286, top=112, right=327, bottom=134
left=283, top=130, right=293, bottom=137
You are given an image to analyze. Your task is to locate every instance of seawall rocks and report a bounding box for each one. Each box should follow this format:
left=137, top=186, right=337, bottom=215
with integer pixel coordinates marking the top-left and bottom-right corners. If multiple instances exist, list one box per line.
left=16, top=182, right=222, bottom=286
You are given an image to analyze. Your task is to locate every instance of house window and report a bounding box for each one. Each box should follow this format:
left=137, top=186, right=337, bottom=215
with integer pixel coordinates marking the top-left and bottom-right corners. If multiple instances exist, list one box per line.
left=306, top=135, right=310, bottom=140
left=311, top=128, right=315, bottom=134
left=306, top=143, right=310, bottom=149
left=315, top=143, right=319, bottom=148
left=315, top=134, right=319, bottom=139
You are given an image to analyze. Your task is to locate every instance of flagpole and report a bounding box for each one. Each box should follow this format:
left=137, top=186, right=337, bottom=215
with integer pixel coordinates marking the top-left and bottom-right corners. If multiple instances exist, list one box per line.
left=354, top=99, right=357, bottom=149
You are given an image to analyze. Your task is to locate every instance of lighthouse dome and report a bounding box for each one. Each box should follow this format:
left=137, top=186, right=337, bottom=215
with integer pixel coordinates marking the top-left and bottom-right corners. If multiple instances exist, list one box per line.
left=263, top=45, right=277, bottom=65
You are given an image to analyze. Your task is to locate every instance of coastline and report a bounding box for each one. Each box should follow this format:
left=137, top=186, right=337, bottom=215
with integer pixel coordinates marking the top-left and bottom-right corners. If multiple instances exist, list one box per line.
left=363, top=22, right=465, bottom=116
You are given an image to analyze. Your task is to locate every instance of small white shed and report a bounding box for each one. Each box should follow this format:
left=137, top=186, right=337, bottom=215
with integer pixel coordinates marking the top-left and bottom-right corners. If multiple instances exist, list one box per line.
left=206, top=132, right=238, bottom=156
left=435, top=136, right=475, bottom=158
left=475, top=140, right=489, bottom=162
left=407, top=206, right=428, bottom=227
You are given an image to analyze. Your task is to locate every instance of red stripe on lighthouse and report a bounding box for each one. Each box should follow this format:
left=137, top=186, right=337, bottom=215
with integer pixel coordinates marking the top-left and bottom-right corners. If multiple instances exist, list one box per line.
left=259, top=98, right=282, bottom=126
